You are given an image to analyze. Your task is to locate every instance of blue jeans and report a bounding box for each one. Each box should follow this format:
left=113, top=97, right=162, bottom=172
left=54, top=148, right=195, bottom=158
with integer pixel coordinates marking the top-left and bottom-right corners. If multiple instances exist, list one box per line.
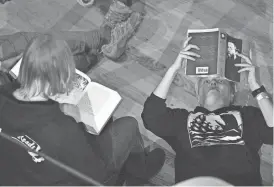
left=87, top=116, right=147, bottom=185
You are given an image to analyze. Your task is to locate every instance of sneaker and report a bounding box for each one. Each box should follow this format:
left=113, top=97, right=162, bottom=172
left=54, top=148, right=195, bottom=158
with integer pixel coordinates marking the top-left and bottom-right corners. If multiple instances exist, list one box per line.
left=125, top=148, right=166, bottom=186
left=0, top=0, right=11, bottom=4
left=101, top=12, right=143, bottom=60
left=77, top=0, right=95, bottom=7
left=103, top=0, right=132, bottom=29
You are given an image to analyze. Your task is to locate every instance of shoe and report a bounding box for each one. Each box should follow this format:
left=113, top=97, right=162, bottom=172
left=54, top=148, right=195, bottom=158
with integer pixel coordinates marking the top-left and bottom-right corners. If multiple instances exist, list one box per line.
left=125, top=148, right=166, bottom=186
left=103, top=0, right=132, bottom=29
left=0, top=0, right=11, bottom=4
left=77, top=0, right=95, bottom=7
left=101, top=12, right=143, bottom=60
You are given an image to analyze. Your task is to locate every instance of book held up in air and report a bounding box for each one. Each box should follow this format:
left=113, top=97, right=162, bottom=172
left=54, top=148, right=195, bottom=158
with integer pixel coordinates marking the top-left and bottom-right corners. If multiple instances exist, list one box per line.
left=185, top=28, right=243, bottom=82
left=9, top=58, right=122, bottom=135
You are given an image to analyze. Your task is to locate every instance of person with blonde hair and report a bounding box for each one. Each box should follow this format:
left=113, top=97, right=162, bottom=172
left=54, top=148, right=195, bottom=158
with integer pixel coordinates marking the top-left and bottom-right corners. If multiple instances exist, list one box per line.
left=0, top=33, right=165, bottom=186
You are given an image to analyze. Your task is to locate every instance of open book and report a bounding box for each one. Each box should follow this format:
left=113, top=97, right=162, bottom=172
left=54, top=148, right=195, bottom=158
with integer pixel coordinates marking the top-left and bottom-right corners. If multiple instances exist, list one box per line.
left=185, top=28, right=243, bottom=82
left=9, top=58, right=122, bottom=135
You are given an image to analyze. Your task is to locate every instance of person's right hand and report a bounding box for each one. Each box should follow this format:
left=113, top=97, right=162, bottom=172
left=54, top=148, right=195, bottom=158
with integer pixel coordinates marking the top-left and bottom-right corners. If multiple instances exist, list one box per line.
left=171, top=36, right=200, bottom=71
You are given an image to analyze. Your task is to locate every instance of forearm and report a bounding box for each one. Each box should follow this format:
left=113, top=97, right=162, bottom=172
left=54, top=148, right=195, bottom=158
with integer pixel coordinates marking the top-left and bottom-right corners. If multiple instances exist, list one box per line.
left=257, top=94, right=273, bottom=127
left=251, top=83, right=273, bottom=127
left=153, top=65, right=177, bottom=99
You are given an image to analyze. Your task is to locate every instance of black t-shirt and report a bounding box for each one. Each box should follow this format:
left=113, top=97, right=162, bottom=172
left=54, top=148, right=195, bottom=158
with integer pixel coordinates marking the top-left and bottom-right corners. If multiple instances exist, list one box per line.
left=0, top=82, right=108, bottom=185
left=142, top=93, right=273, bottom=186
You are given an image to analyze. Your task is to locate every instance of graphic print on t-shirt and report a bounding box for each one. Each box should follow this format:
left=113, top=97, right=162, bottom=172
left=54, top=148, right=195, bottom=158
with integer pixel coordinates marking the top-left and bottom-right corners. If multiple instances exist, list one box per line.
left=12, top=135, right=45, bottom=163
left=187, top=111, right=244, bottom=148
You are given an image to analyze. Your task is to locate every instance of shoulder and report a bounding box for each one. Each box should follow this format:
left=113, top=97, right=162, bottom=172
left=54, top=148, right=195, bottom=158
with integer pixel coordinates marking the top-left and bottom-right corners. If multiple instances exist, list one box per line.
left=238, top=105, right=261, bottom=117
left=232, top=105, right=265, bottom=127
left=0, top=82, right=19, bottom=94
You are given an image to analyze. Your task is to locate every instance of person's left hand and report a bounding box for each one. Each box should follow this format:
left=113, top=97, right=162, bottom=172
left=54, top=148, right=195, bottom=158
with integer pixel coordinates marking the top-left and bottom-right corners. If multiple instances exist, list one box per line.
left=234, top=52, right=260, bottom=91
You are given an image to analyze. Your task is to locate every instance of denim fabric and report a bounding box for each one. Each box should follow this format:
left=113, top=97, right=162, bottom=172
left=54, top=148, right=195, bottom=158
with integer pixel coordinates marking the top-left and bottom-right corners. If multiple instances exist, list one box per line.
left=86, top=116, right=146, bottom=185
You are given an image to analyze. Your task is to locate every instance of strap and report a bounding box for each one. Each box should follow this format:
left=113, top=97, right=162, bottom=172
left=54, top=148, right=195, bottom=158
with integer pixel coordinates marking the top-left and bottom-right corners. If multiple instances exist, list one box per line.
left=0, top=129, right=102, bottom=186
left=251, top=85, right=266, bottom=98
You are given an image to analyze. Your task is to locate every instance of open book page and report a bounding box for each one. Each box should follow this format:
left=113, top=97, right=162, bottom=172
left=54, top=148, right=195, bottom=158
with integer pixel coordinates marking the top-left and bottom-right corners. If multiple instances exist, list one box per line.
left=75, top=82, right=122, bottom=135
left=9, top=57, right=22, bottom=79
left=50, top=70, right=91, bottom=105
left=186, top=28, right=219, bottom=76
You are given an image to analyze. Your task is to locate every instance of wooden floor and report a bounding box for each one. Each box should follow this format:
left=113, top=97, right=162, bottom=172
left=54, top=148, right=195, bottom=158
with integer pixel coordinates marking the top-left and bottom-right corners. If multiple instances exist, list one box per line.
left=0, top=0, right=273, bottom=185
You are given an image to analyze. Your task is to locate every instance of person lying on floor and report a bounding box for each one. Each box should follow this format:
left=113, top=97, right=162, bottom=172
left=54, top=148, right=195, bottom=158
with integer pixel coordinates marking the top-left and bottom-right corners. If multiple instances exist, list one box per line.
left=0, top=33, right=165, bottom=186
left=141, top=36, right=273, bottom=186
left=0, top=0, right=144, bottom=73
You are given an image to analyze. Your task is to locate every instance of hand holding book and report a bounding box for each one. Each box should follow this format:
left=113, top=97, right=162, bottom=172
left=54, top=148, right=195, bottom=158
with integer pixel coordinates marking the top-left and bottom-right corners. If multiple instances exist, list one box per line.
left=171, top=36, right=200, bottom=72
left=154, top=37, right=200, bottom=99
left=234, top=51, right=260, bottom=91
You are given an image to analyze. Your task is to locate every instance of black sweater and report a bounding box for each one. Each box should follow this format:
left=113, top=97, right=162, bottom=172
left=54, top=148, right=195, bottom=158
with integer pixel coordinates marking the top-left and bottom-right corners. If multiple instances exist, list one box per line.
left=0, top=83, right=109, bottom=186
left=142, top=93, right=273, bottom=186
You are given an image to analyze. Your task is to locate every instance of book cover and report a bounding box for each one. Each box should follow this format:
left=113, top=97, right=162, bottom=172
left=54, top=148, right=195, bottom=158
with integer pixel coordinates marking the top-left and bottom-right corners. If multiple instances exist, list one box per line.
left=185, top=28, right=242, bottom=82
left=9, top=58, right=122, bottom=135
left=225, top=34, right=242, bottom=82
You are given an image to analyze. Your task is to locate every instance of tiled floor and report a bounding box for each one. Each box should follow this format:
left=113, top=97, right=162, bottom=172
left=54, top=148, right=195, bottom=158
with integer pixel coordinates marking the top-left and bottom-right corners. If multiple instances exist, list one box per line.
left=0, top=0, right=273, bottom=185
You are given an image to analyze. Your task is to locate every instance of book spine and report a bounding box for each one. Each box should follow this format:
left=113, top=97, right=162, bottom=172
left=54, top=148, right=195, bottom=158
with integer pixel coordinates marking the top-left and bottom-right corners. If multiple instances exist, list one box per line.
left=217, top=29, right=227, bottom=77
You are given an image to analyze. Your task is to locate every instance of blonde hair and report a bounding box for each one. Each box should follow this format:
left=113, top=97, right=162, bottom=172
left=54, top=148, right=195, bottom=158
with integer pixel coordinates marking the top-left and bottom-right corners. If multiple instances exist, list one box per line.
left=18, top=33, right=76, bottom=98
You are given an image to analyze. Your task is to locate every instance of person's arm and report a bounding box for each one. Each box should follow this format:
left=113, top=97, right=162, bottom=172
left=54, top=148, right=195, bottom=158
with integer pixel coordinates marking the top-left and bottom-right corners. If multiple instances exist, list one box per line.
left=154, top=36, right=200, bottom=99
left=153, top=65, right=178, bottom=99
left=252, top=84, right=273, bottom=127
left=142, top=37, right=199, bottom=138
left=142, top=93, right=189, bottom=138
left=235, top=52, right=273, bottom=127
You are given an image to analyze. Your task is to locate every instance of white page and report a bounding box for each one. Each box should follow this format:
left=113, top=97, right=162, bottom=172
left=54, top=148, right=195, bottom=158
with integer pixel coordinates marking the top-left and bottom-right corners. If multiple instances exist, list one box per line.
left=77, top=82, right=122, bottom=135
left=50, top=70, right=91, bottom=105
left=9, top=58, right=22, bottom=78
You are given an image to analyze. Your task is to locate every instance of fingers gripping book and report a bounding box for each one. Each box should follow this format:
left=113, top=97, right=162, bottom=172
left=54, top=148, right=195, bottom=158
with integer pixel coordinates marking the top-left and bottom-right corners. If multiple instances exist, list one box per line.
left=9, top=58, right=122, bottom=135
left=185, top=28, right=243, bottom=82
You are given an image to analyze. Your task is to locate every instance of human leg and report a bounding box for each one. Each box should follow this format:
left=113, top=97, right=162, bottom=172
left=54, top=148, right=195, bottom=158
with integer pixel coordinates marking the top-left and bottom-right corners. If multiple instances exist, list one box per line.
left=0, top=31, right=104, bottom=73
left=87, top=116, right=165, bottom=185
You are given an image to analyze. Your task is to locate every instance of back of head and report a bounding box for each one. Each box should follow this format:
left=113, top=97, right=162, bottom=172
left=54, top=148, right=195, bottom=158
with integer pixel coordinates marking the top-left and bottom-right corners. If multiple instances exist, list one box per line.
left=18, top=33, right=76, bottom=98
